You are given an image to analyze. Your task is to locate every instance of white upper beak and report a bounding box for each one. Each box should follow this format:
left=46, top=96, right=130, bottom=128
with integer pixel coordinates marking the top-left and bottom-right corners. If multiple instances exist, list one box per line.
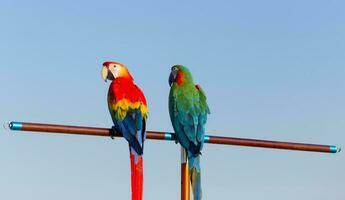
left=101, top=66, right=108, bottom=82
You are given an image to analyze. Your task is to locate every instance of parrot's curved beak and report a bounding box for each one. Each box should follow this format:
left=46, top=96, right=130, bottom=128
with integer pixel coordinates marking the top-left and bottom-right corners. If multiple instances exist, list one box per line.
left=102, top=66, right=108, bottom=82
left=169, top=72, right=175, bottom=87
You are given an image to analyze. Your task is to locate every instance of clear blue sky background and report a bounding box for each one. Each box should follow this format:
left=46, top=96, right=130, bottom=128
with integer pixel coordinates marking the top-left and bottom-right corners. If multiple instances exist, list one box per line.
left=1, top=0, right=344, bottom=199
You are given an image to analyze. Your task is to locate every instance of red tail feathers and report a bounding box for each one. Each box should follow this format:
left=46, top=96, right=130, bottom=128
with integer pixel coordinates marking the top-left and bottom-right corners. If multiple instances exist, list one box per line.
left=130, top=154, right=143, bottom=200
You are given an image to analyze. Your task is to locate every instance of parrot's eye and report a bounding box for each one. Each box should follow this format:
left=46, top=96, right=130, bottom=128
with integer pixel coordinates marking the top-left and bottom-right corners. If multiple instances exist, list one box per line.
left=171, top=66, right=178, bottom=72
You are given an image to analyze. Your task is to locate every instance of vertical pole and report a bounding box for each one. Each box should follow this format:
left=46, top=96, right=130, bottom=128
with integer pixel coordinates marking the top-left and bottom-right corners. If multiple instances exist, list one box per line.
left=181, top=147, right=190, bottom=200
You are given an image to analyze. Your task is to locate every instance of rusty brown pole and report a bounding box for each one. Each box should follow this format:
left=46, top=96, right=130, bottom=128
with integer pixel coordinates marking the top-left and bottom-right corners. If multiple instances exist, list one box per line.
left=181, top=147, right=190, bottom=200
left=181, top=148, right=190, bottom=200
left=7, top=121, right=341, bottom=153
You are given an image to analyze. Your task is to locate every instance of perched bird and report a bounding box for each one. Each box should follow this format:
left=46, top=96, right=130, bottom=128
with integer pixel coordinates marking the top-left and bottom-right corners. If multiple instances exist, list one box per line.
left=102, top=61, right=148, bottom=200
left=168, top=65, right=210, bottom=200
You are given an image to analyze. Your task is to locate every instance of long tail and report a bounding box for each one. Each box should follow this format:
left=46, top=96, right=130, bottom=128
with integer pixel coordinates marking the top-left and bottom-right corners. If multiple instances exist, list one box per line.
left=130, top=152, right=143, bottom=200
left=188, top=154, right=202, bottom=200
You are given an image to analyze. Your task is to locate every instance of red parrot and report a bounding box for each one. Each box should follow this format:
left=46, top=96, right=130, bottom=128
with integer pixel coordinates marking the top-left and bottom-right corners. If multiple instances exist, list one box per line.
left=102, top=61, right=148, bottom=200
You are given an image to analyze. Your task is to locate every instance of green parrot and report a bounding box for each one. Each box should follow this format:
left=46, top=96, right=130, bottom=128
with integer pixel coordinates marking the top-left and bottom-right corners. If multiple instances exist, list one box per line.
left=168, top=65, right=210, bottom=200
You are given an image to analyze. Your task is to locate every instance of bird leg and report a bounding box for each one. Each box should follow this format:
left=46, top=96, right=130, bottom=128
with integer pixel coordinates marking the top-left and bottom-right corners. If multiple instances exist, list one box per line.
left=110, top=126, right=117, bottom=139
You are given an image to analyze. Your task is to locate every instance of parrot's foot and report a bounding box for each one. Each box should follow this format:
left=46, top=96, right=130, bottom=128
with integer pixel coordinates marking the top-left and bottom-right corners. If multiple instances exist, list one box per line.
left=110, top=126, right=117, bottom=139
left=174, top=137, right=179, bottom=144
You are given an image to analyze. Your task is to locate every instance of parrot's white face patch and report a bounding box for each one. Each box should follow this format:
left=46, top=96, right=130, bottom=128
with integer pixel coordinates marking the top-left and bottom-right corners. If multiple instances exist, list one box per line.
left=109, top=64, right=119, bottom=78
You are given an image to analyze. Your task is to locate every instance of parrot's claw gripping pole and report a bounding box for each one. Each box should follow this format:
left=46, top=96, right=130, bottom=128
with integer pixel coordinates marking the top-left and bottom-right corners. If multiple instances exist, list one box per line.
left=110, top=126, right=117, bottom=139
left=175, top=137, right=179, bottom=144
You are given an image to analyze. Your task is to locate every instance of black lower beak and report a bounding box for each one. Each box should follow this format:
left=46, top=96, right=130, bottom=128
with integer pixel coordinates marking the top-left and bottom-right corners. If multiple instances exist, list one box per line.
left=169, top=72, right=174, bottom=86
left=107, top=71, right=115, bottom=80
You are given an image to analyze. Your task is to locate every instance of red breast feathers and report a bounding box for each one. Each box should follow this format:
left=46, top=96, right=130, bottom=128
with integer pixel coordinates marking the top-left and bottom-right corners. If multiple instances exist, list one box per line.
left=102, top=61, right=148, bottom=120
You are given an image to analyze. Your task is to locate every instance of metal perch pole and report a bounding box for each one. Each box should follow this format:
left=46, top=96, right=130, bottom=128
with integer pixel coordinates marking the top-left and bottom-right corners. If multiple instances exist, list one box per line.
left=7, top=121, right=341, bottom=153
left=6, top=121, right=341, bottom=200
left=181, top=147, right=190, bottom=200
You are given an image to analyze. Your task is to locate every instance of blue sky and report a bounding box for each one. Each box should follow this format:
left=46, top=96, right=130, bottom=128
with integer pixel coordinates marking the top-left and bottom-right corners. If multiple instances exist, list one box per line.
left=1, top=0, right=344, bottom=199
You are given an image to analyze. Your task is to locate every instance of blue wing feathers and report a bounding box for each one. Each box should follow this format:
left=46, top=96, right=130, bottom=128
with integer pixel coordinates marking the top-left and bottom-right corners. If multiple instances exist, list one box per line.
left=170, top=84, right=209, bottom=158
left=112, top=108, right=146, bottom=155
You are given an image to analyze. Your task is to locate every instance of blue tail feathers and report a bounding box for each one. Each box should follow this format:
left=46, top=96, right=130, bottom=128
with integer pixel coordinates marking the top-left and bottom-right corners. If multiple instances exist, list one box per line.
left=188, top=154, right=202, bottom=200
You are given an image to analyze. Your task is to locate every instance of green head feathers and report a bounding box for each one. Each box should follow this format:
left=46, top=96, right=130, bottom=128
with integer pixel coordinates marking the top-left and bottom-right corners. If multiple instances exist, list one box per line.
left=169, top=65, right=194, bottom=86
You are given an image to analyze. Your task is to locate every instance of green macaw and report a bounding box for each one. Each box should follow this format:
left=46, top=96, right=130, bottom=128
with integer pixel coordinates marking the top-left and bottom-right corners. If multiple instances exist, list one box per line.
left=168, top=65, right=210, bottom=200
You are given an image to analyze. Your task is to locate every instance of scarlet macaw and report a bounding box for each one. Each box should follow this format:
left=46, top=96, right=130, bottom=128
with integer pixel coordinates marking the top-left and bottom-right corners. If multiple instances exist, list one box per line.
left=102, top=61, right=148, bottom=200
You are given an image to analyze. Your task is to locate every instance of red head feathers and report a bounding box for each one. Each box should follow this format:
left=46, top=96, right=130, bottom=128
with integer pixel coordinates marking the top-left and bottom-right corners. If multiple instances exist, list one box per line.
left=102, top=61, right=134, bottom=81
left=102, top=61, right=148, bottom=120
